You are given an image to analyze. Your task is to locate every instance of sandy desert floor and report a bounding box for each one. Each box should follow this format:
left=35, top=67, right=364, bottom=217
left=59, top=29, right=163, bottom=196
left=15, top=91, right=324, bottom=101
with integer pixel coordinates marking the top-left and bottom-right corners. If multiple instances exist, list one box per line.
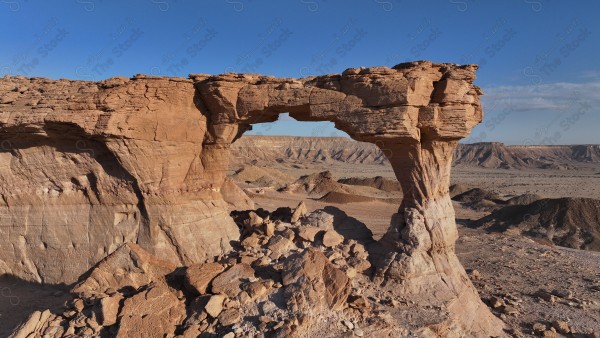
left=2, top=166, right=599, bottom=336
left=238, top=162, right=600, bottom=200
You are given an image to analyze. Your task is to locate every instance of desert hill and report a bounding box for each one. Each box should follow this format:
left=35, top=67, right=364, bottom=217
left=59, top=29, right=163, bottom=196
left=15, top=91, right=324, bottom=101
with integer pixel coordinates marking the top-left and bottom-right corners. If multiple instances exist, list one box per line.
left=338, top=176, right=402, bottom=192
left=453, top=142, right=600, bottom=170
left=473, top=197, right=600, bottom=251
left=230, top=135, right=389, bottom=166
left=231, top=135, right=600, bottom=170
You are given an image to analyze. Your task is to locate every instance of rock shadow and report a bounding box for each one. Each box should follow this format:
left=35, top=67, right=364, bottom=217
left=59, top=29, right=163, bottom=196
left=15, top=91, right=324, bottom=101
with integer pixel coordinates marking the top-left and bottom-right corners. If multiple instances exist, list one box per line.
left=0, top=275, right=71, bottom=337
left=322, top=206, right=374, bottom=245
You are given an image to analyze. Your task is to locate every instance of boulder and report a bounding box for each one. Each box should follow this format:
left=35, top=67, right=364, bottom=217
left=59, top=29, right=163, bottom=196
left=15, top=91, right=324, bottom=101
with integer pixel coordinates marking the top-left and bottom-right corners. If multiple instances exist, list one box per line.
left=100, top=293, right=124, bottom=326
left=218, top=308, right=241, bottom=326
left=302, top=210, right=335, bottom=230
left=204, top=294, right=226, bottom=318
left=267, top=235, right=296, bottom=260
left=116, top=281, right=186, bottom=338
left=184, top=262, right=225, bottom=295
left=211, top=263, right=255, bottom=297
left=297, top=226, right=322, bottom=242
left=291, top=201, right=308, bottom=223
left=282, top=248, right=351, bottom=312
left=322, top=230, right=344, bottom=248
left=71, top=243, right=176, bottom=297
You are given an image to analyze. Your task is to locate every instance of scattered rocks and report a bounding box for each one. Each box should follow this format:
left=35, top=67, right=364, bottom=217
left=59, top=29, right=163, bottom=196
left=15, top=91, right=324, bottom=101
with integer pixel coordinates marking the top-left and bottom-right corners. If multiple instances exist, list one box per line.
left=7, top=206, right=500, bottom=337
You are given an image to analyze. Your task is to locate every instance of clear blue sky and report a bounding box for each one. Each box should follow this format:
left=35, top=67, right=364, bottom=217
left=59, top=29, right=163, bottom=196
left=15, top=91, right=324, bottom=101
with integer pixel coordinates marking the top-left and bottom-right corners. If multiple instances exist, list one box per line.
left=1, top=0, right=598, bottom=144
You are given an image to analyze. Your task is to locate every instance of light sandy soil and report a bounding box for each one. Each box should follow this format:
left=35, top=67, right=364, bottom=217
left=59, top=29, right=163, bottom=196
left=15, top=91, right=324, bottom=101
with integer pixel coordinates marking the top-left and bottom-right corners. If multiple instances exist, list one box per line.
left=457, top=225, right=600, bottom=336
left=452, top=167, right=600, bottom=200
left=238, top=161, right=600, bottom=200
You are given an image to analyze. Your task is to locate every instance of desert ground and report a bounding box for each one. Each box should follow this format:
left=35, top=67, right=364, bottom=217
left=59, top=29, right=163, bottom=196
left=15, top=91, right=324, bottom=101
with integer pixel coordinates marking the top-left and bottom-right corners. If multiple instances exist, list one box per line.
left=2, top=135, right=600, bottom=337
left=225, top=135, right=600, bottom=336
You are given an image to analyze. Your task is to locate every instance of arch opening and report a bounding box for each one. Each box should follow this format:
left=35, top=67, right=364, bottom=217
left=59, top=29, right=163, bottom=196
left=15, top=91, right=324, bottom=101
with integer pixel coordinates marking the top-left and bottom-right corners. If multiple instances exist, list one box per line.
left=226, top=111, right=400, bottom=240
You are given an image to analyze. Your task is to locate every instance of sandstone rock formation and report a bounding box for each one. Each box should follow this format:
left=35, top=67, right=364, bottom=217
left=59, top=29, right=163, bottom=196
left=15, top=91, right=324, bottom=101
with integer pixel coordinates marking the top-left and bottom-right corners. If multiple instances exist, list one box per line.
left=0, top=75, right=239, bottom=283
left=1, top=61, right=505, bottom=336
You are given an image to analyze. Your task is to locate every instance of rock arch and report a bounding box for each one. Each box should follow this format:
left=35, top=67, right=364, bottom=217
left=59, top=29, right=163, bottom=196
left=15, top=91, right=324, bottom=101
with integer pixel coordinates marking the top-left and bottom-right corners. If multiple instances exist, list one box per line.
left=192, top=60, right=482, bottom=277
left=0, top=61, right=502, bottom=335
left=189, top=62, right=500, bottom=334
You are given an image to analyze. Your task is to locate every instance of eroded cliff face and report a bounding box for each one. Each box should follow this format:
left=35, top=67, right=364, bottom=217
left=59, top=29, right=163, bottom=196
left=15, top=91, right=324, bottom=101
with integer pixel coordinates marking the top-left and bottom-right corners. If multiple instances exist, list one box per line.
left=0, top=75, right=239, bottom=283
left=1, top=61, right=503, bottom=336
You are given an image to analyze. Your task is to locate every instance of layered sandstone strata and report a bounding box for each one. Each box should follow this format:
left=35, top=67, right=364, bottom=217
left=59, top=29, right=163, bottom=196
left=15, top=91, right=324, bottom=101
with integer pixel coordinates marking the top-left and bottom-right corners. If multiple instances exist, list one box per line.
left=1, top=61, right=503, bottom=336
left=0, top=75, right=239, bottom=283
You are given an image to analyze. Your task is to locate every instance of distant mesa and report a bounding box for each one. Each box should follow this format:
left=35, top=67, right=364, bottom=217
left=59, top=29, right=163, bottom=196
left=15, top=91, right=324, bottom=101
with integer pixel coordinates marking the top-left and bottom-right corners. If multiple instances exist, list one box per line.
left=232, top=136, right=600, bottom=171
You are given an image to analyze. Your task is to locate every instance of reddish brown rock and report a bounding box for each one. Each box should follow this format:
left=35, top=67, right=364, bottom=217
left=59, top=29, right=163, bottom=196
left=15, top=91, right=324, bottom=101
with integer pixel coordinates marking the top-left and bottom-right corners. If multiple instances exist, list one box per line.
left=71, top=243, right=176, bottom=297
left=100, top=293, right=123, bottom=326
left=297, top=226, right=322, bottom=242
left=267, top=235, right=296, bottom=259
left=218, top=308, right=241, bottom=326
left=116, top=281, right=186, bottom=338
left=291, top=201, right=307, bottom=223
left=184, top=262, right=225, bottom=295
left=211, top=263, right=255, bottom=297
left=322, top=230, right=344, bottom=248
left=204, top=294, right=226, bottom=318
left=282, top=247, right=351, bottom=312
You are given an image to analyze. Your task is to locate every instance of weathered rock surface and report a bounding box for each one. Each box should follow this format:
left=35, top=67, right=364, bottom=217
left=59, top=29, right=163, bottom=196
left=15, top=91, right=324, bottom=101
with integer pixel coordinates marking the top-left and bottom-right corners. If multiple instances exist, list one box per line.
left=282, top=247, right=351, bottom=312
left=184, top=262, right=225, bottom=295
left=116, top=281, right=186, bottom=338
left=0, top=75, right=239, bottom=283
left=71, top=243, right=175, bottom=298
left=210, top=263, right=255, bottom=297
left=1, top=61, right=506, bottom=336
left=221, top=176, right=255, bottom=210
